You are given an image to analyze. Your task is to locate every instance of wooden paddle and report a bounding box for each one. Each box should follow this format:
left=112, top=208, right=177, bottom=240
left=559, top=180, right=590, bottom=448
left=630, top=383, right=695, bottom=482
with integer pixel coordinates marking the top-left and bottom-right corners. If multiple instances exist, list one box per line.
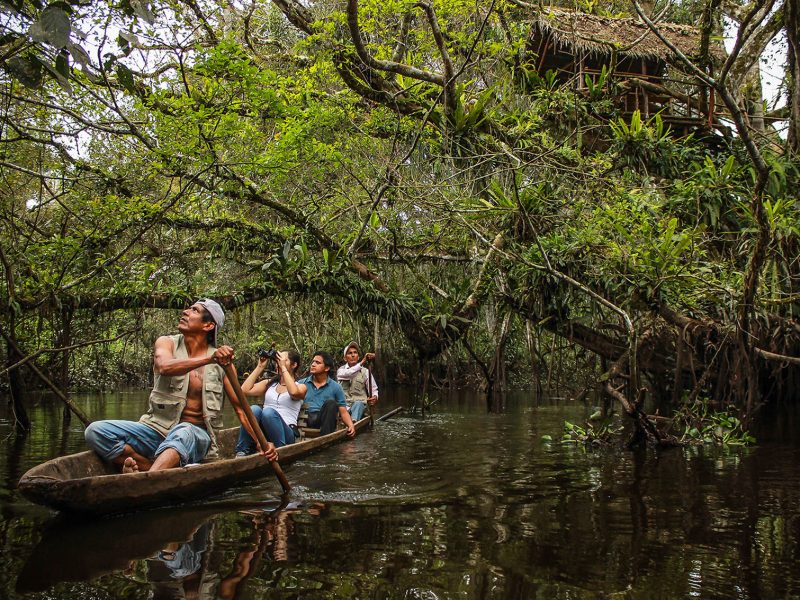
left=375, top=406, right=404, bottom=422
left=366, top=359, right=375, bottom=428
left=223, top=363, right=291, bottom=493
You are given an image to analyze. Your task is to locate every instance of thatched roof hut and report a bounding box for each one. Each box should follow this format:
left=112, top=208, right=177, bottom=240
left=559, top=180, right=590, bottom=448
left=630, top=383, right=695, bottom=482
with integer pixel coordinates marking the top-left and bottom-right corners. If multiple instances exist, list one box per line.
left=527, top=8, right=725, bottom=131
left=530, top=8, right=720, bottom=64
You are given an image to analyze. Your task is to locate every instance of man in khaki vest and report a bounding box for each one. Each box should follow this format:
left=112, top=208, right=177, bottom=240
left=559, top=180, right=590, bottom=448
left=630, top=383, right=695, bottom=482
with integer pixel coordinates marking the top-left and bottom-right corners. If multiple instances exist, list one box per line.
left=85, top=299, right=276, bottom=473
left=336, top=341, right=379, bottom=421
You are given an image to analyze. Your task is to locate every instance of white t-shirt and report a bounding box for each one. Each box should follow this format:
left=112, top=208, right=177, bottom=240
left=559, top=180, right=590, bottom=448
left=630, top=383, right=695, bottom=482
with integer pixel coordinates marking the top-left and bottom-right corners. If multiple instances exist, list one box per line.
left=264, top=381, right=302, bottom=426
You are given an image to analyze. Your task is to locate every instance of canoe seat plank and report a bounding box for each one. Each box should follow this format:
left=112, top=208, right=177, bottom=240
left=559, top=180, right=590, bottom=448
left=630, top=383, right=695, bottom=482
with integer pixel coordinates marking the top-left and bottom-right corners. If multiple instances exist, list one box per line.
left=296, top=404, right=342, bottom=440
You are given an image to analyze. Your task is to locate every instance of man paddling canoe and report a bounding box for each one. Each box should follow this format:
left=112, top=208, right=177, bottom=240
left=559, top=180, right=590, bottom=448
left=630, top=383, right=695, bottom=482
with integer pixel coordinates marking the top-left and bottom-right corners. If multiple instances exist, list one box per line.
left=85, top=299, right=277, bottom=473
left=336, top=341, right=379, bottom=422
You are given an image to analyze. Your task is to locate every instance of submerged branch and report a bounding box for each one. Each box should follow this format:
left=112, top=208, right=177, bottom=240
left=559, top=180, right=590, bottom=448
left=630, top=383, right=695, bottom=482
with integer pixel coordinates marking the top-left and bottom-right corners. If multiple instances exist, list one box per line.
left=0, top=324, right=92, bottom=427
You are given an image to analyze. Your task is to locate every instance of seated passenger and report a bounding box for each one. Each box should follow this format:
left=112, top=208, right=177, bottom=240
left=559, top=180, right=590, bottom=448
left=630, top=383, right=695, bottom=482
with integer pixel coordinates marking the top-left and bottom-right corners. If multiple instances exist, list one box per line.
left=235, top=350, right=304, bottom=456
left=293, top=351, right=355, bottom=437
left=336, top=341, right=379, bottom=421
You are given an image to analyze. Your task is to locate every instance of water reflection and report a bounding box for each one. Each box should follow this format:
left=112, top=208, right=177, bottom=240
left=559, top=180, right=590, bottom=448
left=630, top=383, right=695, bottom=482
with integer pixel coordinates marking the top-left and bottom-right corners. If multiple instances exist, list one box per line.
left=17, top=498, right=324, bottom=597
left=143, top=521, right=215, bottom=599
left=17, top=505, right=217, bottom=592
left=2, top=390, right=800, bottom=598
left=122, top=502, right=319, bottom=600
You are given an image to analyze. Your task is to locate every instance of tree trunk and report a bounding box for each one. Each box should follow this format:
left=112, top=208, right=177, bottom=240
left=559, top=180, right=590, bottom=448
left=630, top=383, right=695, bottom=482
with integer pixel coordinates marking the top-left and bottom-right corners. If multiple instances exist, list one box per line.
left=6, top=324, right=30, bottom=431
left=420, top=359, right=429, bottom=416
left=488, top=312, right=512, bottom=412
left=787, top=0, right=800, bottom=154
left=525, top=319, right=543, bottom=397
left=58, top=304, right=73, bottom=427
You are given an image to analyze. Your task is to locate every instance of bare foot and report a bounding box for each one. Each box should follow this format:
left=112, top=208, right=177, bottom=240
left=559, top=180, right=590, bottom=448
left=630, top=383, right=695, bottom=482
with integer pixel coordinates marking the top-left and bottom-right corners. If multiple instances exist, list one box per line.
left=122, top=457, right=139, bottom=474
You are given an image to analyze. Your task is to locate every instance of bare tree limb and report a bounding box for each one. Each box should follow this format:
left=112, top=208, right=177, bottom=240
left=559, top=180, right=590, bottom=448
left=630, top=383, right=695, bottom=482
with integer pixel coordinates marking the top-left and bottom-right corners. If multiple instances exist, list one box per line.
left=346, top=0, right=444, bottom=85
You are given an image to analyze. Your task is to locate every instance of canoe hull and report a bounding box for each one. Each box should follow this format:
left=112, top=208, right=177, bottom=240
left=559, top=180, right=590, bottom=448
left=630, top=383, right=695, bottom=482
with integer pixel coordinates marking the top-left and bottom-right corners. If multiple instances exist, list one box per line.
left=18, top=418, right=371, bottom=514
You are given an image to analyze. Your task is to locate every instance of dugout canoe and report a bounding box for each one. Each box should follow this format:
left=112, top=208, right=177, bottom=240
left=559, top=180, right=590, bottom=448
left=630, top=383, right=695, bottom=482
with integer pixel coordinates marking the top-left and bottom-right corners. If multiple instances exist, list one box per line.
left=17, top=415, right=378, bottom=515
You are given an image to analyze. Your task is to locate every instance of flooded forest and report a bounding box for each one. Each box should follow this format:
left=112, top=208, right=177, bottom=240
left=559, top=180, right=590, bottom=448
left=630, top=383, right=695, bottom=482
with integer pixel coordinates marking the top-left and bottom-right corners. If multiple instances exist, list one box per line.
left=0, top=0, right=799, bottom=597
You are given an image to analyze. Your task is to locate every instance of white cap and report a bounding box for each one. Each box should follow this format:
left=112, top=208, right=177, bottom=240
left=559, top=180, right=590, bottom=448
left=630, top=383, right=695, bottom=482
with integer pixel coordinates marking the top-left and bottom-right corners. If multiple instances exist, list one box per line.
left=197, top=298, right=225, bottom=346
left=343, top=341, right=360, bottom=358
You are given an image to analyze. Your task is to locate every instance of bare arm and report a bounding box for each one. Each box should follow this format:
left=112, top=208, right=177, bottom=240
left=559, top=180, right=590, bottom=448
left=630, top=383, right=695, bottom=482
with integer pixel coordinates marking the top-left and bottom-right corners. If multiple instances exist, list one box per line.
left=153, top=336, right=234, bottom=376
left=339, top=406, right=356, bottom=438
left=277, top=353, right=307, bottom=400
left=241, top=357, right=270, bottom=397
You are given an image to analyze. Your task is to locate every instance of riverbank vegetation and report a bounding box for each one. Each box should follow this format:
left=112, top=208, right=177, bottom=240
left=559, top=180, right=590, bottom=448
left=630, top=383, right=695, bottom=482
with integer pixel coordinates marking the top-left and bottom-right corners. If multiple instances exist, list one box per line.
left=0, top=0, right=797, bottom=446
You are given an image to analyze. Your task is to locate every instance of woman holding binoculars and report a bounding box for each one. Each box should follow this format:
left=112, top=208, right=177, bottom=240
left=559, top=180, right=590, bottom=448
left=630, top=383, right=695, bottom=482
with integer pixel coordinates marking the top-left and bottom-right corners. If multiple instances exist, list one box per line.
left=234, top=349, right=304, bottom=456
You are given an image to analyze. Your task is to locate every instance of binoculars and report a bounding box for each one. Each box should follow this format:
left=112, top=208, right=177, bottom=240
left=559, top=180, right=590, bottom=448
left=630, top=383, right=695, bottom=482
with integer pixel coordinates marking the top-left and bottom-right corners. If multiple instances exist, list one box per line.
left=257, top=347, right=278, bottom=360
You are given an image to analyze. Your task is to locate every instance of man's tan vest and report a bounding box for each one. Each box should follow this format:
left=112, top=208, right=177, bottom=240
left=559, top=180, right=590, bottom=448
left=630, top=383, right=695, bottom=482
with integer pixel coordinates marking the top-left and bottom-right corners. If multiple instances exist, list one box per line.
left=139, top=334, right=225, bottom=459
left=340, top=367, right=369, bottom=403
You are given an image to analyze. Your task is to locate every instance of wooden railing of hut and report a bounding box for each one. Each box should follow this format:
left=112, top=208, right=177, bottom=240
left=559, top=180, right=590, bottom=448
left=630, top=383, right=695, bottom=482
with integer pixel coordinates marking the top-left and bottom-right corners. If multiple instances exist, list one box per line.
left=557, top=63, right=729, bottom=135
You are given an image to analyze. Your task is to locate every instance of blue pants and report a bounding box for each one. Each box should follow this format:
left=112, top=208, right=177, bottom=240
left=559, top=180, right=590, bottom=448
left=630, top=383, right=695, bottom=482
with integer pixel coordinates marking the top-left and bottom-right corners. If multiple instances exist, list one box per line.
left=84, top=420, right=211, bottom=466
left=349, top=401, right=367, bottom=421
left=235, top=405, right=296, bottom=454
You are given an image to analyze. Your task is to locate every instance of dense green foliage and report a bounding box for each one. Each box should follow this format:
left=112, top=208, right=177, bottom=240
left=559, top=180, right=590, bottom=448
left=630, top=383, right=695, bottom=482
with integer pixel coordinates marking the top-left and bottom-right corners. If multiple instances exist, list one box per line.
left=0, top=0, right=798, bottom=441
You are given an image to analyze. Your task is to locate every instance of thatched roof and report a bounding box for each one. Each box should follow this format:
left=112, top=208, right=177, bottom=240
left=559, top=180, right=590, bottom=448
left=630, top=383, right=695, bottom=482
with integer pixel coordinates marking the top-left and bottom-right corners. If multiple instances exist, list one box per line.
left=531, top=8, right=719, bottom=63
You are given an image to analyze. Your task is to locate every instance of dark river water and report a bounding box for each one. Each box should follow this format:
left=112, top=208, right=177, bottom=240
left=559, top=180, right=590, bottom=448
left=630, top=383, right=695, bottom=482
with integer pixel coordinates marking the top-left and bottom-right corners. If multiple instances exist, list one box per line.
left=1, top=389, right=799, bottom=599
